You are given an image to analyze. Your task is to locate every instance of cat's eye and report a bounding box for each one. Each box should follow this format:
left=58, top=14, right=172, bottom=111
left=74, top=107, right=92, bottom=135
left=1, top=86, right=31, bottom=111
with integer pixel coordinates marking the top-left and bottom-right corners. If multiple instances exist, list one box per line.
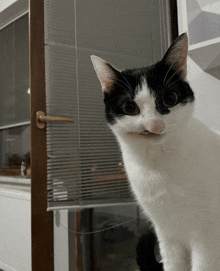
left=122, top=101, right=140, bottom=115
left=163, top=92, right=179, bottom=108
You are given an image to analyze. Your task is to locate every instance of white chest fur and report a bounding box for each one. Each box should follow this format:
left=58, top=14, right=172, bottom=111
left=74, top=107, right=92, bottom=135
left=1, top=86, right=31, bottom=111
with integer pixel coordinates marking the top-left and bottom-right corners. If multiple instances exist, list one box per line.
left=113, top=117, right=220, bottom=234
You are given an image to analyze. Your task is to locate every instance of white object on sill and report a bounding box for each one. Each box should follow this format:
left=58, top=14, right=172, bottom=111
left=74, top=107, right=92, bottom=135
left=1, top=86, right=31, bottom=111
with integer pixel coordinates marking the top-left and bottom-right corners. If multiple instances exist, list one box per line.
left=21, top=161, right=26, bottom=177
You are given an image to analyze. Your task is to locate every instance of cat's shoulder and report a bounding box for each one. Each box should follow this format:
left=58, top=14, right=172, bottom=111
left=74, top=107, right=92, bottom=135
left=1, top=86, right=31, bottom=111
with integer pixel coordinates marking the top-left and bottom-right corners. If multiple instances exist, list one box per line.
left=187, top=117, right=220, bottom=152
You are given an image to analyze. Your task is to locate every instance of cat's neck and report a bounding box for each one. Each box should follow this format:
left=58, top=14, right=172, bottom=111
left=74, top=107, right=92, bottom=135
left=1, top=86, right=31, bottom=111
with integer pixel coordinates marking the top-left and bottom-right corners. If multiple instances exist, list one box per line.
left=113, top=117, right=220, bottom=168
left=113, top=125, right=186, bottom=159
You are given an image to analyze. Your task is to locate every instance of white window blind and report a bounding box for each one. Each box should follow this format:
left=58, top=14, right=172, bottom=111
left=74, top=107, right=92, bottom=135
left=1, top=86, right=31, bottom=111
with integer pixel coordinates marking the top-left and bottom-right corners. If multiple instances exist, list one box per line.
left=45, top=0, right=171, bottom=211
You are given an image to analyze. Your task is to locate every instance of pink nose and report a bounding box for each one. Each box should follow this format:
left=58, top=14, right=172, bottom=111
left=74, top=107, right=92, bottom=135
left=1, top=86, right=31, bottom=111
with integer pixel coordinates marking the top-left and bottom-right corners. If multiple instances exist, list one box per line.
left=147, top=120, right=165, bottom=134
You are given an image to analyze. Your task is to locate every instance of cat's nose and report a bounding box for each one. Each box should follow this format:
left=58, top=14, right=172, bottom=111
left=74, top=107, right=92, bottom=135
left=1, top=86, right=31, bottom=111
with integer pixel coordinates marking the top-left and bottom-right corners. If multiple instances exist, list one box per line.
left=147, top=120, right=165, bottom=135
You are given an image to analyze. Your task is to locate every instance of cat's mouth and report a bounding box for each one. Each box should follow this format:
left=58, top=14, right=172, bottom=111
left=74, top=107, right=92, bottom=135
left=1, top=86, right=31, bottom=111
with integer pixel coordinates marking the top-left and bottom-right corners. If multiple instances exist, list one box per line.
left=128, top=130, right=164, bottom=140
left=140, top=130, right=163, bottom=138
left=139, top=130, right=152, bottom=136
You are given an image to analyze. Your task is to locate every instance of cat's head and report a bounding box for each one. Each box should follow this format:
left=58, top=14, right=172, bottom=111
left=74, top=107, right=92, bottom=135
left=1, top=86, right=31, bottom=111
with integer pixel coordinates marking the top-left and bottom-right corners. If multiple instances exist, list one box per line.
left=91, top=33, right=195, bottom=143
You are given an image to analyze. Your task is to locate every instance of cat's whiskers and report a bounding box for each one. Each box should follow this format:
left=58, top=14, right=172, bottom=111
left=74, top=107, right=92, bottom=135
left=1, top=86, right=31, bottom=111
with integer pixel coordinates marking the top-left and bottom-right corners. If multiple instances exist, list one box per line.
left=166, top=78, right=182, bottom=88
left=163, top=61, right=176, bottom=86
left=120, top=72, right=134, bottom=93
left=103, top=75, right=133, bottom=94
left=102, top=76, right=132, bottom=94
left=113, top=77, right=133, bottom=94
left=164, top=39, right=186, bottom=86
left=159, top=76, right=182, bottom=96
left=165, top=65, right=185, bottom=86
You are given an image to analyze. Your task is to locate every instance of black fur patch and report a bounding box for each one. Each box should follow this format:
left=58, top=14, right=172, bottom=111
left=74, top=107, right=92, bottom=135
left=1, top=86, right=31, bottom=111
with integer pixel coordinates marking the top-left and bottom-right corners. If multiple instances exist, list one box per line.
left=145, top=62, right=194, bottom=115
left=136, top=229, right=164, bottom=271
left=104, top=61, right=194, bottom=124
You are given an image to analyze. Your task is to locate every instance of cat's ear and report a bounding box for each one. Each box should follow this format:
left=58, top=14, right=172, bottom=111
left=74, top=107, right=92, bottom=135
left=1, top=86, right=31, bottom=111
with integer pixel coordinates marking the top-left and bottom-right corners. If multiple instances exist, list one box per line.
left=91, top=55, right=120, bottom=93
left=162, top=33, right=188, bottom=80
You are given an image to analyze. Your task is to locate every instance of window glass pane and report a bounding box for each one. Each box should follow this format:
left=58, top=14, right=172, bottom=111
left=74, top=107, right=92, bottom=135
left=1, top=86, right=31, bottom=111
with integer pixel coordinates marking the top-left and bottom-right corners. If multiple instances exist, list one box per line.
left=83, top=206, right=151, bottom=271
left=0, top=14, right=29, bottom=128
left=0, top=13, right=30, bottom=178
left=0, top=125, right=30, bottom=177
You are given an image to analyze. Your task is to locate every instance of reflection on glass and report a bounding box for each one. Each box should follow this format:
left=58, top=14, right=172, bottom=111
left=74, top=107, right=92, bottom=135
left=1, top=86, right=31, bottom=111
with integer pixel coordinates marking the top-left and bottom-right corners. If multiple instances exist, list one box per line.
left=0, top=13, right=30, bottom=178
left=0, top=125, right=30, bottom=177
left=82, top=206, right=152, bottom=271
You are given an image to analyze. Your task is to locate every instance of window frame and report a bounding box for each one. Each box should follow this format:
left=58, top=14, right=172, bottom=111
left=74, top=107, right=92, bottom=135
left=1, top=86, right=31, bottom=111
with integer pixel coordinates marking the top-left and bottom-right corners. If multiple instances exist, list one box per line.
left=30, top=0, right=54, bottom=270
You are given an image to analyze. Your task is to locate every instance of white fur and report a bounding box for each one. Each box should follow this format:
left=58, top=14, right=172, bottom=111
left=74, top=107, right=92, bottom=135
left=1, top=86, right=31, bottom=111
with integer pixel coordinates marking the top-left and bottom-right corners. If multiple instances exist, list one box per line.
left=109, top=80, right=220, bottom=271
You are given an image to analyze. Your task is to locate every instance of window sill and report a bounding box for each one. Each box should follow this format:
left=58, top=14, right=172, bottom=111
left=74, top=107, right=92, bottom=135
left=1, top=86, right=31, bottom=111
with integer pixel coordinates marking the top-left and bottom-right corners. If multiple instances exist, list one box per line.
left=0, top=175, right=31, bottom=193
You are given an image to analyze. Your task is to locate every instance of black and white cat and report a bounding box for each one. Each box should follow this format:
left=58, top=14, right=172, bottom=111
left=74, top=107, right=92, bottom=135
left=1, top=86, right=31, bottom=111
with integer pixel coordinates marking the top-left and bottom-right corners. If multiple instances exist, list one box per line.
left=91, top=33, right=220, bottom=271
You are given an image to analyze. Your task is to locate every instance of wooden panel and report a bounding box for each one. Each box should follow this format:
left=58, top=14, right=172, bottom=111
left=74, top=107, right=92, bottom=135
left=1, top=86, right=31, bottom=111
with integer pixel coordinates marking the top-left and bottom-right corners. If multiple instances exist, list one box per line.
left=30, top=0, right=54, bottom=270
left=170, top=0, right=179, bottom=41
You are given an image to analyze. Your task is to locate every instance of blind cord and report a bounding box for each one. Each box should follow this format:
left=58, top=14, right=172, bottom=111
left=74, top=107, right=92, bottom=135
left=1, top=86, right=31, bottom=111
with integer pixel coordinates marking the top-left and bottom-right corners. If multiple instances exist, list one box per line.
left=55, top=213, right=141, bottom=235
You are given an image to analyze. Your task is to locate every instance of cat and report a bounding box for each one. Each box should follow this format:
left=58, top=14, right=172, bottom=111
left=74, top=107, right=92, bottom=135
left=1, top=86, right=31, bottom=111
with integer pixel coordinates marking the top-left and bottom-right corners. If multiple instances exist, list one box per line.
left=91, top=33, right=220, bottom=271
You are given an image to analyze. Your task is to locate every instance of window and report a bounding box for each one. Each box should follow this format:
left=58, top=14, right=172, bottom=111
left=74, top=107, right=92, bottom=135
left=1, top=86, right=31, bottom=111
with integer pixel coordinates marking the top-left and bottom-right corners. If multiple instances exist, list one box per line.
left=0, top=13, right=30, bottom=177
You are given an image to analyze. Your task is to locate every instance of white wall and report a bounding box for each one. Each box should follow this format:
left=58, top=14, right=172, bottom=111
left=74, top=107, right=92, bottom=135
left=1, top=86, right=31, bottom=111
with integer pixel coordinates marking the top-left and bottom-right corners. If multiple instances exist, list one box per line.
left=54, top=210, right=69, bottom=271
left=197, top=0, right=219, bottom=9
left=0, top=0, right=18, bottom=12
left=0, top=188, right=31, bottom=271
left=188, top=57, right=220, bottom=135
left=187, top=0, right=202, bottom=24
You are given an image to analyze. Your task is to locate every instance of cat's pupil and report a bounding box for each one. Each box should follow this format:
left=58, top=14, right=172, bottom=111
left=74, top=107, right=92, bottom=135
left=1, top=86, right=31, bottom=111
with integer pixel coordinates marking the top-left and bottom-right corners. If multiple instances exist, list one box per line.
left=163, top=92, right=179, bottom=108
left=122, top=101, right=140, bottom=115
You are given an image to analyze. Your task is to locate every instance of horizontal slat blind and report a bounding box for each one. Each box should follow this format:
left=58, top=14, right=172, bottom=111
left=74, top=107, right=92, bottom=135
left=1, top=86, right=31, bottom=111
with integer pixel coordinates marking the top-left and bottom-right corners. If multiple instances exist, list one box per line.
left=45, top=0, right=170, bottom=210
left=0, top=14, right=29, bottom=129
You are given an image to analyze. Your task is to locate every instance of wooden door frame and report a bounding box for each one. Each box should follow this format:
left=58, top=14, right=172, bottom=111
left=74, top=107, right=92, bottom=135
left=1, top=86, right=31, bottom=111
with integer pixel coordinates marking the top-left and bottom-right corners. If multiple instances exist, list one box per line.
left=30, top=0, right=54, bottom=270
left=170, top=0, right=179, bottom=41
